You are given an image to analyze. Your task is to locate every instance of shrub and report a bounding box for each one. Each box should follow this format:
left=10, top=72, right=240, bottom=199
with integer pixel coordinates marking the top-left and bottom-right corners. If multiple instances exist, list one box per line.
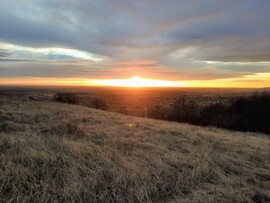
left=147, top=104, right=168, bottom=120
left=53, top=92, right=79, bottom=104
left=53, top=92, right=65, bottom=103
left=91, top=97, right=108, bottom=110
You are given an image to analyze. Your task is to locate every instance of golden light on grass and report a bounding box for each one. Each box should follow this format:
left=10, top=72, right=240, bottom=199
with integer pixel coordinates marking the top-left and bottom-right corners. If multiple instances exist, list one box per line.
left=1, top=97, right=270, bottom=202
left=89, top=76, right=185, bottom=87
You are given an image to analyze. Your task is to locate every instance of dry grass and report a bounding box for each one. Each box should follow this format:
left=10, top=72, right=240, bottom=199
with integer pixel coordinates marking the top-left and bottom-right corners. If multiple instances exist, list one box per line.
left=0, top=96, right=269, bottom=203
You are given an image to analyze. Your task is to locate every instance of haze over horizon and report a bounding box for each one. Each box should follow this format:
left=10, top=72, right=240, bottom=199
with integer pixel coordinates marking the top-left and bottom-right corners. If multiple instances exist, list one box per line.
left=1, top=0, right=270, bottom=87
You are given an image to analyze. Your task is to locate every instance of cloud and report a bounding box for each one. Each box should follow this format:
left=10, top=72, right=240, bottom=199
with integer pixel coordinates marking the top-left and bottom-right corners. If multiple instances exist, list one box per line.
left=0, top=49, right=10, bottom=58
left=0, top=0, right=270, bottom=82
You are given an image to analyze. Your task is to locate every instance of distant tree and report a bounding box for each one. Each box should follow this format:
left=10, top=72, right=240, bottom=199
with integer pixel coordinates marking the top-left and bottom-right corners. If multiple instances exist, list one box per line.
left=53, top=92, right=79, bottom=104
left=91, top=97, right=108, bottom=110
left=53, top=92, right=65, bottom=103
left=227, top=91, right=270, bottom=133
left=147, top=104, right=167, bottom=120
left=200, top=102, right=228, bottom=127
left=64, top=92, right=79, bottom=104
left=169, top=96, right=200, bottom=124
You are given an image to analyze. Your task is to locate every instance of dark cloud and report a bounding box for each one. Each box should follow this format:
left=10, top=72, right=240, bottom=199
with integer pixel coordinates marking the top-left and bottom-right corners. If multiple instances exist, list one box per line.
left=0, top=58, right=38, bottom=62
left=0, top=49, right=10, bottom=58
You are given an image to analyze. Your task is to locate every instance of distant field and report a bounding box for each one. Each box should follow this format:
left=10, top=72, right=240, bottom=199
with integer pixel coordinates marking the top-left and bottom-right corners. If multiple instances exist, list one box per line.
left=0, top=86, right=259, bottom=116
left=0, top=96, right=269, bottom=202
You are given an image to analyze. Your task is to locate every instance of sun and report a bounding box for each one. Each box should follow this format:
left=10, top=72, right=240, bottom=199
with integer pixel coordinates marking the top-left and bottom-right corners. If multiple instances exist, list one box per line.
left=89, top=76, right=185, bottom=87
left=131, top=76, right=140, bottom=81
left=128, top=76, right=145, bottom=87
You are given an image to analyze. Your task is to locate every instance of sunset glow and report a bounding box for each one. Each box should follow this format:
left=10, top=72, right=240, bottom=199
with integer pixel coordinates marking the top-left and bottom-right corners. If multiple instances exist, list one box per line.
left=1, top=1, right=270, bottom=89
left=89, top=76, right=185, bottom=87
left=1, top=73, right=270, bottom=88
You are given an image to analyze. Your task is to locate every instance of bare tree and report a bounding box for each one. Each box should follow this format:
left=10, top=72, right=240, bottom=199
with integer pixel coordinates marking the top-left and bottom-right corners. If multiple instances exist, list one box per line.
left=53, top=92, right=79, bottom=104
left=53, top=93, right=65, bottom=103
left=64, top=92, right=79, bottom=104
left=91, top=97, right=108, bottom=110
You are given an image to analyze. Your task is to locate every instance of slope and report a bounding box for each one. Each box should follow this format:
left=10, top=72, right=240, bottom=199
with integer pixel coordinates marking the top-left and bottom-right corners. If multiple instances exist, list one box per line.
left=0, top=97, right=269, bottom=202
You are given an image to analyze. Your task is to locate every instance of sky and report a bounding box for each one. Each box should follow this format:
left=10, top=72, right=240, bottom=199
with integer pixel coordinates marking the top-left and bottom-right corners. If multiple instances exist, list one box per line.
left=0, top=0, right=270, bottom=87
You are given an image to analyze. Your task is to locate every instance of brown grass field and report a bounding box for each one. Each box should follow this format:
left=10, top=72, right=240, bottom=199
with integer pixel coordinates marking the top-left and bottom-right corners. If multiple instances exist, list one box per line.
left=0, top=96, right=270, bottom=202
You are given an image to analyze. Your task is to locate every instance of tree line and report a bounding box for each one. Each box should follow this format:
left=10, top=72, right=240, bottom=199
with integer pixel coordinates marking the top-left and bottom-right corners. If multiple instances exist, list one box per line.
left=147, top=92, right=270, bottom=134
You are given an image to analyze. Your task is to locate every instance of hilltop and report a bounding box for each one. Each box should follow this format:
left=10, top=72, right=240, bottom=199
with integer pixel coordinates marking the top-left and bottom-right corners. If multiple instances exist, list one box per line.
left=0, top=97, right=269, bottom=202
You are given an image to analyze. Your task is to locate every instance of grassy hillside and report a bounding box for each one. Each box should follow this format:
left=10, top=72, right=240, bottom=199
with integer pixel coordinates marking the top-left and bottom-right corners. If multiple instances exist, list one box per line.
left=0, top=97, right=269, bottom=203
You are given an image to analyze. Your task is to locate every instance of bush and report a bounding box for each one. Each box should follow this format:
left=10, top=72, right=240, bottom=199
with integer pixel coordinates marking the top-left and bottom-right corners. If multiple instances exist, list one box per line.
left=53, top=92, right=79, bottom=104
left=147, top=104, right=168, bottom=120
left=91, top=97, right=108, bottom=110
